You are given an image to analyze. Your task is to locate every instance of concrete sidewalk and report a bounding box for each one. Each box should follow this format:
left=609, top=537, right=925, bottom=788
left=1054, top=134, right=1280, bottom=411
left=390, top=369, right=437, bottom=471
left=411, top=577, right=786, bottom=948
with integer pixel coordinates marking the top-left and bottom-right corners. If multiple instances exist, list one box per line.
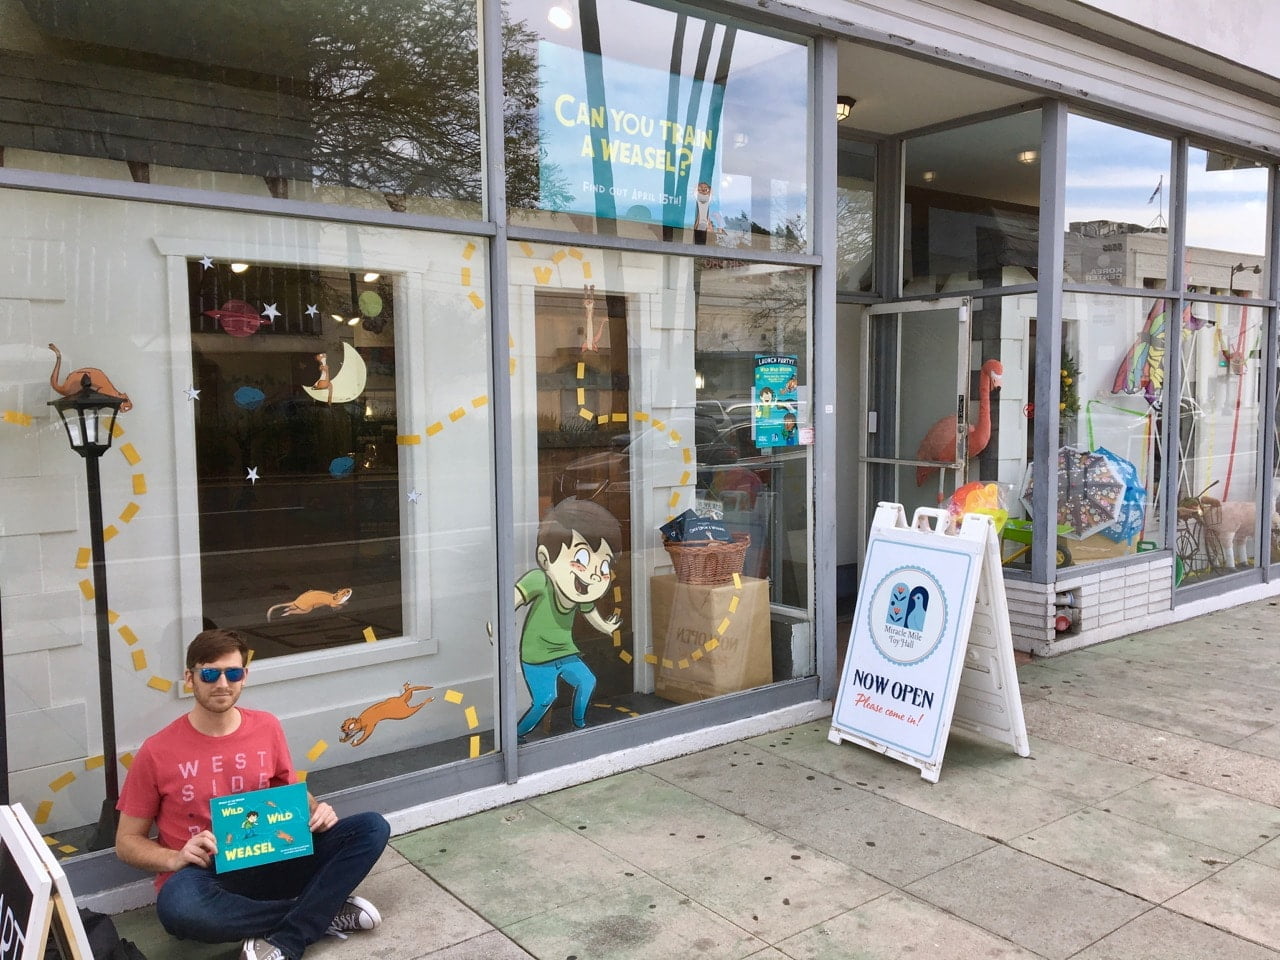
left=115, top=597, right=1280, bottom=959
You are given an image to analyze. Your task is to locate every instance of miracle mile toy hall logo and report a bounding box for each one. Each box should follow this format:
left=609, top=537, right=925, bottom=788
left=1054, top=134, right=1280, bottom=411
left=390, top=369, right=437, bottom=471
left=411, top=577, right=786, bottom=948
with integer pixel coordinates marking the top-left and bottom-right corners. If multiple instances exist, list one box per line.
left=867, top=566, right=947, bottom=666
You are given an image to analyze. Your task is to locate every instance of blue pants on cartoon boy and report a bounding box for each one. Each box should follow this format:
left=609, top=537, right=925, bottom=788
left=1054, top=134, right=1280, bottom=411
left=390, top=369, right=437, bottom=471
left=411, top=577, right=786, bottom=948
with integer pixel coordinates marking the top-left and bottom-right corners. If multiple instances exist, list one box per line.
left=517, top=655, right=596, bottom=735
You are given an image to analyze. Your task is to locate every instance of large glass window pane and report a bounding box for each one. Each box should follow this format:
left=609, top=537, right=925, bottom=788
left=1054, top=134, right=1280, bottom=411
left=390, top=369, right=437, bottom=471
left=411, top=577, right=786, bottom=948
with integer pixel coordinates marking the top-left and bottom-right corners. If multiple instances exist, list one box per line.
left=1049, top=293, right=1167, bottom=566
left=837, top=139, right=876, bottom=293
left=503, top=0, right=810, bottom=252
left=0, top=189, right=497, bottom=853
left=1176, top=297, right=1268, bottom=581
left=902, top=109, right=1040, bottom=295
left=1, top=1, right=483, bottom=217
left=1179, top=146, right=1271, bottom=583
left=510, top=243, right=812, bottom=739
left=1064, top=115, right=1170, bottom=287
left=1185, top=145, right=1269, bottom=296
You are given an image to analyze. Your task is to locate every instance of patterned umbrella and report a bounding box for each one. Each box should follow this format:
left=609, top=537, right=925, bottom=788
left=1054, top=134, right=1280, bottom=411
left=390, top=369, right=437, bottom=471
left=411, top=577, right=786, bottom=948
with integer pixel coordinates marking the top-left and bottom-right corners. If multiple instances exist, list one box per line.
left=1094, top=447, right=1146, bottom=544
left=1021, top=446, right=1126, bottom=540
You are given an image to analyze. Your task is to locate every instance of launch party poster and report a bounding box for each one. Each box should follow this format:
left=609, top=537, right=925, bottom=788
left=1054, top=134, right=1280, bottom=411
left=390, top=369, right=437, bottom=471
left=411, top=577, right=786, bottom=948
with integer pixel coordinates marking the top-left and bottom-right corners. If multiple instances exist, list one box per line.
left=753, top=355, right=798, bottom=448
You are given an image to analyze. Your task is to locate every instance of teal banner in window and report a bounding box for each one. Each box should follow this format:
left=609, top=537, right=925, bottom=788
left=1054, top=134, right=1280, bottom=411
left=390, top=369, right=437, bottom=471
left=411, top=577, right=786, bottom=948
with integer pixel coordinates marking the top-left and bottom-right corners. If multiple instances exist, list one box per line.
left=537, top=40, right=727, bottom=230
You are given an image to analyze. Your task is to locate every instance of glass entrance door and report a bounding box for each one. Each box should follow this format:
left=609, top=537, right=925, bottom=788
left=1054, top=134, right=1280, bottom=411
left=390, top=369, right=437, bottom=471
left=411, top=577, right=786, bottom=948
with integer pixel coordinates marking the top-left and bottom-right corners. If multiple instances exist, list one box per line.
left=858, top=297, right=971, bottom=554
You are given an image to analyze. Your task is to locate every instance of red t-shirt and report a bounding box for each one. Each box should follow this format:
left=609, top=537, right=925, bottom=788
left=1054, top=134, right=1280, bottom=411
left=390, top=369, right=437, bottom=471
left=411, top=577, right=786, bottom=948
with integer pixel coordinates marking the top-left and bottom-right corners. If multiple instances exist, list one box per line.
left=117, top=708, right=295, bottom=889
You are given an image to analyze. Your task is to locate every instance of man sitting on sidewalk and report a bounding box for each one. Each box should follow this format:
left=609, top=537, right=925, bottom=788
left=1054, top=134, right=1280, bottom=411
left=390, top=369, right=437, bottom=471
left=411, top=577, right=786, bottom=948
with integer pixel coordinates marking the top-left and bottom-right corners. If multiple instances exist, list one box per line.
left=116, top=628, right=390, bottom=960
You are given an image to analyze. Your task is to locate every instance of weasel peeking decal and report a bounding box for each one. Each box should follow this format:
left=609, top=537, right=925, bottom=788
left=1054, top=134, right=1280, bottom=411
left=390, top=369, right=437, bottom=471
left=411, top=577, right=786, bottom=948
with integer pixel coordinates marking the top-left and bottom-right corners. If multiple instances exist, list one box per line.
left=339, top=683, right=435, bottom=747
left=266, top=587, right=353, bottom=621
left=48, top=343, right=132, bottom=411
left=515, top=498, right=622, bottom=737
left=302, top=342, right=367, bottom=404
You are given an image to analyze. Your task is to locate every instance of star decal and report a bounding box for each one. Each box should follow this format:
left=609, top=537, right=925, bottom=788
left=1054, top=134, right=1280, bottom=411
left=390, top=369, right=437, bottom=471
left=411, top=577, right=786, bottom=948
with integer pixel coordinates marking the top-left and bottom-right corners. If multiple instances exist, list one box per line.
left=246, top=467, right=260, bottom=484
left=407, top=489, right=422, bottom=503
left=198, top=255, right=214, bottom=270
left=184, top=385, right=201, bottom=401
left=261, top=303, right=281, bottom=321
left=305, top=304, right=319, bottom=319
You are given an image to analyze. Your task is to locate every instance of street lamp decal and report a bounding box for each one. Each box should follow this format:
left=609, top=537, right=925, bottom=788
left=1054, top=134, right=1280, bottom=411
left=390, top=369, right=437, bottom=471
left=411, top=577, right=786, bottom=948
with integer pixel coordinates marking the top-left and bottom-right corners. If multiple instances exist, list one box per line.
left=48, top=372, right=125, bottom=850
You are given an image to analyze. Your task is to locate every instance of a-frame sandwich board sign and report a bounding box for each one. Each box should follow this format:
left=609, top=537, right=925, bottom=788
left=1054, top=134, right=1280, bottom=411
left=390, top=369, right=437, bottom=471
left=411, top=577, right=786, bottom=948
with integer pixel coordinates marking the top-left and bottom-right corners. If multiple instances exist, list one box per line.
left=2, top=803, right=93, bottom=959
left=0, top=804, right=53, bottom=959
left=829, top=503, right=1029, bottom=782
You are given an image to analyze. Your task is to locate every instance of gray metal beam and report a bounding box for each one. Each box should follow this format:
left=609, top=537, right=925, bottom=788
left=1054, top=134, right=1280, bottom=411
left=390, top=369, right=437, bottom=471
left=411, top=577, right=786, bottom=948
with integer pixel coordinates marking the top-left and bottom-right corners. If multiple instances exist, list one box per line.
left=1032, top=102, right=1067, bottom=584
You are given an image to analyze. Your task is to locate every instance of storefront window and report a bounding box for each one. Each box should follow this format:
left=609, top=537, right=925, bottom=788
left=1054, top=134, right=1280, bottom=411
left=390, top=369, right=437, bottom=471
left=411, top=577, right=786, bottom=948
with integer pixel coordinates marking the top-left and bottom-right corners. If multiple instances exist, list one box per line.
left=502, top=0, right=810, bottom=252
left=0, top=0, right=484, bottom=218
left=1178, top=146, right=1272, bottom=583
left=1185, top=146, right=1270, bottom=294
left=0, top=189, right=498, bottom=850
left=188, top=261, right=403, bottom=659
left=1051, top=293, right=1168, bottom=567
left=1174, top=298, right=1268, bottom=581
left=1063, top=115, right=1171, bottom=287
left=837, top=139, right=876, bottom=294
left=509, top=243, right=812, bottom=740
left=902, top=109, right=1040, bottom=295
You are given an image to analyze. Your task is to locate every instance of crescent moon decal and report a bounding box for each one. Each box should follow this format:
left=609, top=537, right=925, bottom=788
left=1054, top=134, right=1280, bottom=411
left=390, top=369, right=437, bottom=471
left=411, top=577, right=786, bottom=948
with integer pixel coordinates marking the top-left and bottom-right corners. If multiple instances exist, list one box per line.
left=303, top=342, right=367, bottom=404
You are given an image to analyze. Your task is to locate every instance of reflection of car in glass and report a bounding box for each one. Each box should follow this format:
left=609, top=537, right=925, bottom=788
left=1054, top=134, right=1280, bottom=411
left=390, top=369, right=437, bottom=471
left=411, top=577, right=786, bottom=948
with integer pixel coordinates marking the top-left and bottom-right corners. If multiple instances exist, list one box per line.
left=553, top=413, right=796, bottom=582
left=552, top=417, right=764, bottom=518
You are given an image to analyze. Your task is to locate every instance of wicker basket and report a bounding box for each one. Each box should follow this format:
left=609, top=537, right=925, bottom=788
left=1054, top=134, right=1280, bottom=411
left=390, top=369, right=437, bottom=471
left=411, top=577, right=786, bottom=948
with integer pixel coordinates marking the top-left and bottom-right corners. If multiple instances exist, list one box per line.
left=663, top=533, right=750, bottom=585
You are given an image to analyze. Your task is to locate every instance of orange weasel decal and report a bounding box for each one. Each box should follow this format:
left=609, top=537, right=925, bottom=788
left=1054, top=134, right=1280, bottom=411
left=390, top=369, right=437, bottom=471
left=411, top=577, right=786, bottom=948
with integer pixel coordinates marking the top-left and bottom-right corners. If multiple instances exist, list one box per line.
left=339, top=683, right=434, bottom=747
left=266, top=587, right=353, bottom=621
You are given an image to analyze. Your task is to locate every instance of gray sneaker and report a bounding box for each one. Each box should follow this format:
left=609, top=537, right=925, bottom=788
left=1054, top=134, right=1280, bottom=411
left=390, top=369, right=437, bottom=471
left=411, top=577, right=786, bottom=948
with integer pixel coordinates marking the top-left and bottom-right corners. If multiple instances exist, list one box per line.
left=240, top=938, right=288, bottom=960
left=326, top=894, right=382, bottom=939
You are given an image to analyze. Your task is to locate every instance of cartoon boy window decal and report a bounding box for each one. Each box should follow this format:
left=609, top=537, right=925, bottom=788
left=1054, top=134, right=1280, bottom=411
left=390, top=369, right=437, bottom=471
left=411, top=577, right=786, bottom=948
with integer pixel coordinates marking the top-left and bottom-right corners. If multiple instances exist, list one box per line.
left=514, top=498, right=623, bottom=738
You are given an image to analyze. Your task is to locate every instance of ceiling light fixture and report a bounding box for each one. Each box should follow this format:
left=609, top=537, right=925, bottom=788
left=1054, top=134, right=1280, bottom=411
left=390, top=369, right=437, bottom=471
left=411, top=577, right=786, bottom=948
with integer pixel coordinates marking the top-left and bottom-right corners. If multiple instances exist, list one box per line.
left=835, top=95, right=857, bottom=122
left=1017, top=149, right=1039, bottom=164
left=362, top=272, right=380, bottom=282
left=230, top=263, right=249, bottom=273
left=548, top=5, right=572, bottom=29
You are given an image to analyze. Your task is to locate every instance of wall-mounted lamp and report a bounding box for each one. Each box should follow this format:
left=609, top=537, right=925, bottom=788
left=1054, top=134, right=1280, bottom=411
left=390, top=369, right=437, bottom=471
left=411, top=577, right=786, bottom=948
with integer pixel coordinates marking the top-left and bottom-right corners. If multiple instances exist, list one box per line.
left=548, top=4, right=572, bottom=29
left=1016, top=149, right=1039, bottom=164
left=733, top=132, right=749, bottom=149
left=921, top=170, right=937, bottom=183
left=694, top=371, right=705, bottom=391
left=835, top=95, right=857, bottom=122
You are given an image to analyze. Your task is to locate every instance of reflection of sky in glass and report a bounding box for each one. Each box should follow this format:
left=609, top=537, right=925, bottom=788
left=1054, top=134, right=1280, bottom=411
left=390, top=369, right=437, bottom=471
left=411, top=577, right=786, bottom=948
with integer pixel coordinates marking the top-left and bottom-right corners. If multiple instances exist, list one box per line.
left=1066, top=115, right=1171, bottom=231
left=1185, top=148, right=1268, bottom=256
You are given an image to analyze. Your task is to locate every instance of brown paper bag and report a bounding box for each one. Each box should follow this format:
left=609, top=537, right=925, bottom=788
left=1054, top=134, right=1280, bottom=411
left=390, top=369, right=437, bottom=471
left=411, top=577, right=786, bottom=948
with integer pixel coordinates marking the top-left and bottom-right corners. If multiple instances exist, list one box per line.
left=650, top=573, right=772, bottom=703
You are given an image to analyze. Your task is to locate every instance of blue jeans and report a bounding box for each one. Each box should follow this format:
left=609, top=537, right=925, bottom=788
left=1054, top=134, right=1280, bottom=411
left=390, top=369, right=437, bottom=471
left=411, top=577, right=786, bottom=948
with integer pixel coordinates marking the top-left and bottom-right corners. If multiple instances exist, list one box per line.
left=156, top=811, right=389, bottom=960
left=517, top=654, right=596, bottom=735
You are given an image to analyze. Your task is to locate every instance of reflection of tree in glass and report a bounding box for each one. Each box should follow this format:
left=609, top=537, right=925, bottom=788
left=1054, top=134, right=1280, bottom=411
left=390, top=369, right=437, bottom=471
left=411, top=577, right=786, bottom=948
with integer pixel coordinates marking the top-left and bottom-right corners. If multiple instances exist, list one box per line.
left=307, top=0, right=568, bottom=208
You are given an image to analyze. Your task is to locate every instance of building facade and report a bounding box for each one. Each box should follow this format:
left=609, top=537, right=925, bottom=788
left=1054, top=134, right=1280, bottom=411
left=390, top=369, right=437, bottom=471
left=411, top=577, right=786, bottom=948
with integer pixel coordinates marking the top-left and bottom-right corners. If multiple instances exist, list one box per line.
left=0, top=0, right=1278, bottom=900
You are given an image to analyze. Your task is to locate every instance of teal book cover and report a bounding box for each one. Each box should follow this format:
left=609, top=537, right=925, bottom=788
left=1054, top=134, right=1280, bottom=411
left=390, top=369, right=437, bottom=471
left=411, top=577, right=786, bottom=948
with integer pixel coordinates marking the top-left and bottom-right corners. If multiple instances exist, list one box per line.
left=211, top=781, right=313, bottom=873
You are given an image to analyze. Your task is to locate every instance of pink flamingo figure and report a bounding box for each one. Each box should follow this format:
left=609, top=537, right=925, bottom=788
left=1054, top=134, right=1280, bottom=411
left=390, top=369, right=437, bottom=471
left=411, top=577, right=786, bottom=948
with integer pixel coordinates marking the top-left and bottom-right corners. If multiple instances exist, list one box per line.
left=914, top=358, right=1003, bottom=492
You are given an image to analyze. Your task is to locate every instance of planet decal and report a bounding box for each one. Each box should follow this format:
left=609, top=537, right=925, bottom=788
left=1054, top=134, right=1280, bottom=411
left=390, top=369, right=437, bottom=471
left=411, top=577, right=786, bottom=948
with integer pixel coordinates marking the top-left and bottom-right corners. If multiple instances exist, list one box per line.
left=302, top=342, right=367, bottom=404
left=204, top=299, right=273, bottom=338
left=328, top=456, right=355, bottom=478
left=358, top=290, right=383, bottom=317
left=233, top=386, right=266, bottom=410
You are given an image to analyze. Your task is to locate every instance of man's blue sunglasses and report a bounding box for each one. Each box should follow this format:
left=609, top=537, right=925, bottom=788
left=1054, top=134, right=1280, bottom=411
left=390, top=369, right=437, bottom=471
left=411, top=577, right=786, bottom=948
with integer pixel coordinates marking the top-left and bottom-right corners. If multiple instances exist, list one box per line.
left=196, top=667, right=246, bottom=683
